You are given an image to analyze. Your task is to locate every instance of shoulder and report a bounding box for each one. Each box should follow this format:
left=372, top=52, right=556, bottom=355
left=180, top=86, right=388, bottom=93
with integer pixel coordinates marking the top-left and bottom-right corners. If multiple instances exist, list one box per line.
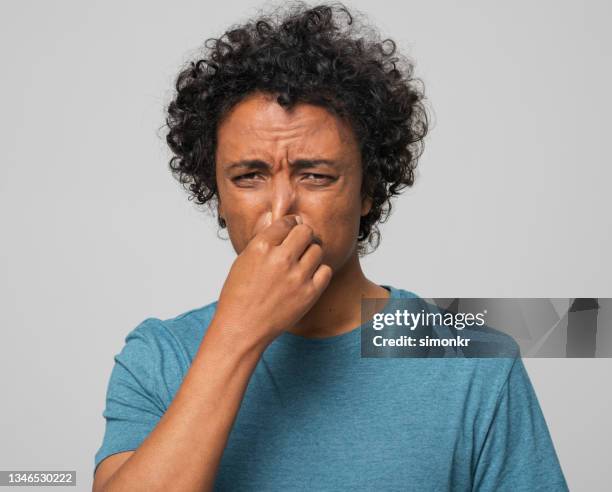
left=389, top=286, right=521, bottom=395
left=395, top=288, right=521, bottom=359
left=160, top=300, right=219, bottom=348
left=110, top=300, right=219, bottom=407
left=389, top=286, right=420, bottom=299
left=125, top=301, right=217, bottom=371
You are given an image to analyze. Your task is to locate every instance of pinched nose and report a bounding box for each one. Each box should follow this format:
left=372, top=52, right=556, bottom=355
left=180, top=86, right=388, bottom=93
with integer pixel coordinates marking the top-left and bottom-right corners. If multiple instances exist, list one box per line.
left=252, top=210, right=323, bottom=247
left=263, top=211, right=273, bottom=228
left=253, top=211, right=273, bottom=235
left=254, top=211, right=302, bottom=232
left=265, top=174, right=302, bottom=222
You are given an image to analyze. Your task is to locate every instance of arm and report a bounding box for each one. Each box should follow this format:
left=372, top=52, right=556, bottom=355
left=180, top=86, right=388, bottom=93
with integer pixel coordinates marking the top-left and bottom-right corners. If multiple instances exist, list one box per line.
left=94, top=317, right=269, bottom=492
left=471, top=356, right=569, bottom=491
left=93, top=215, right=332, bottom=491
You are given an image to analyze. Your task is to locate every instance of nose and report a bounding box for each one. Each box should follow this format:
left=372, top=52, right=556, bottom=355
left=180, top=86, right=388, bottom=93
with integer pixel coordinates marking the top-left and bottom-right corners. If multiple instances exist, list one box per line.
left=268, top=172, right=299, bottom=223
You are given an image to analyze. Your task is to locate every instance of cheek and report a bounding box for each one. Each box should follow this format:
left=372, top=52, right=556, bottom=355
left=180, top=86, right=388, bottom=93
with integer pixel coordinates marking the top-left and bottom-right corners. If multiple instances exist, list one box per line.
left=221, top=200, right=259, bottom=253
left=306, top=193, right=362, bottom=247
left=224, top=215, right=249, bottom=254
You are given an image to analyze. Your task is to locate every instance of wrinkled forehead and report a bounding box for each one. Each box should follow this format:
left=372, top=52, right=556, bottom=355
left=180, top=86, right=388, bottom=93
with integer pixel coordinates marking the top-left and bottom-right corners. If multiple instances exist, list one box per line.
left=215, top=93, right=359, bottom=166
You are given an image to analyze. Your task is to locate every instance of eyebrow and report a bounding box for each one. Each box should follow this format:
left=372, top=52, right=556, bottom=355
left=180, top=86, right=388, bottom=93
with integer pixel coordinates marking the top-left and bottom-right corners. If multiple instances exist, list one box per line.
left=224, top=159, right=338, bottom=173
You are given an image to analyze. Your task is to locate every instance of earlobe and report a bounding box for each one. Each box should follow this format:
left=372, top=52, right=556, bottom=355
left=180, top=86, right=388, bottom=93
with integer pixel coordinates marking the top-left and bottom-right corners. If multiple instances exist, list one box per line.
left=217, top=201, right=225, bottom=221
left=361, top=196, right=373, bottom=216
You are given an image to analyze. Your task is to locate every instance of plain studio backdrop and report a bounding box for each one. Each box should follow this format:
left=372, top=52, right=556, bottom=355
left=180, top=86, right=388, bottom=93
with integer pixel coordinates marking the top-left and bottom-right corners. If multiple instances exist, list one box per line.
left=1, top=0, right=610, bottom=490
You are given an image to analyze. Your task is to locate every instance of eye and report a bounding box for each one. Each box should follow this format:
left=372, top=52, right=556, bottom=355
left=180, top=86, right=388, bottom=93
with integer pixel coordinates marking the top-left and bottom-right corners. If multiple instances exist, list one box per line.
left=233, top=172, right=262, bottom=182
left=303, top=173, right=334, bottom=183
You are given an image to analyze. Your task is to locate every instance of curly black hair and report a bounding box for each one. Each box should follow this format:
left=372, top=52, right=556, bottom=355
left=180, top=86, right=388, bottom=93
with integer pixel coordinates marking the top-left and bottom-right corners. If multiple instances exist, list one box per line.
left=166, top=1, right=429, bottom=256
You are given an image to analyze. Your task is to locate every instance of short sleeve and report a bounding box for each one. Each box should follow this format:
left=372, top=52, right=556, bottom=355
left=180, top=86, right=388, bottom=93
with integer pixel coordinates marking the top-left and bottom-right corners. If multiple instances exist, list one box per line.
left=94, top=319, right=167, bottom=475
left=472, top=356, right=569, bottom=491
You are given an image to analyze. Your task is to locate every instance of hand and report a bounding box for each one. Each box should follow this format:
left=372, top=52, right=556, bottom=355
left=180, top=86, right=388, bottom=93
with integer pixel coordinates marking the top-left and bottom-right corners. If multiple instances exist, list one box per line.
left=213, top=214, right=333, bottom=347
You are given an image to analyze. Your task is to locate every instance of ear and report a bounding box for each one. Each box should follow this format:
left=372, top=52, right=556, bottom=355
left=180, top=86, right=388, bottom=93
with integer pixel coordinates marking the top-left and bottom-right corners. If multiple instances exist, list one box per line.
left=361, top=195, right=373, bottom=216
left=217, top=200, right=225, bottom=221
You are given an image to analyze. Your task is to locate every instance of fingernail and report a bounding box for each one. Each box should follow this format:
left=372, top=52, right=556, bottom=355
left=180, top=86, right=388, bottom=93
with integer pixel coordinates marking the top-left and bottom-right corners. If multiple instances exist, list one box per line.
left=295, top=215, right=303, bottom=224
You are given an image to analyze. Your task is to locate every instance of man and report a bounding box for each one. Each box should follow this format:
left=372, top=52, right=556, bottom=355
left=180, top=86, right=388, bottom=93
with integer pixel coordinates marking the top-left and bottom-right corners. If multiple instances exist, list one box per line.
left=93, top=4, right=568, bottom=490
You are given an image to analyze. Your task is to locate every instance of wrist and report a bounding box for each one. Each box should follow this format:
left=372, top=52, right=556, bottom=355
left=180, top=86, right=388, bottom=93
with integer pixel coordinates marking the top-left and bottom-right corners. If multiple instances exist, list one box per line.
left=201, top=316, right=272, bottom=360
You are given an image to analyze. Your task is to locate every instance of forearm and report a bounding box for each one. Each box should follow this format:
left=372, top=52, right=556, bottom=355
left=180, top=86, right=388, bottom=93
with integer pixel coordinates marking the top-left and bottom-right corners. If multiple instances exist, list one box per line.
left=100, top=318, right=268, bottom=492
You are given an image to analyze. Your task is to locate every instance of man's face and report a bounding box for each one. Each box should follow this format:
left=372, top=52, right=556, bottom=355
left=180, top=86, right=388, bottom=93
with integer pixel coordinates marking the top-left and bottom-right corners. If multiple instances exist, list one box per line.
left=215, top=92, right=372, bottom=272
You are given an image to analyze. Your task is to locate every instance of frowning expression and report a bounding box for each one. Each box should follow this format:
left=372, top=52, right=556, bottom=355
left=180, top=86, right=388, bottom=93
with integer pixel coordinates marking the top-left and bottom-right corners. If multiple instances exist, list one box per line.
left=215, top=91, right=372, bottom=271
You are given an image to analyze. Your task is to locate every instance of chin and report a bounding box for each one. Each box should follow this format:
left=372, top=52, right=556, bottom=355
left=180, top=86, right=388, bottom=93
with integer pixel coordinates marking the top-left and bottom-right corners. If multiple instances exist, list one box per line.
left=324, top=246, right=353, bottom=272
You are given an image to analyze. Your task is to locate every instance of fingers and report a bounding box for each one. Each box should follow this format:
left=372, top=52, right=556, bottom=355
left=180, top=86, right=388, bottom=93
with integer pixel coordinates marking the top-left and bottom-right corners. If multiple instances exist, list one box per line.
left=312, top=263, right=333, bottom=292
left=281, top=222, right=323, bottom=263
left=256, top=214, right=301, bottom=247
left=298, top=241, right=325, bottom=277
left=251, top=215, right=328, bottom=289
left=298, top=242, right=333, bottom=295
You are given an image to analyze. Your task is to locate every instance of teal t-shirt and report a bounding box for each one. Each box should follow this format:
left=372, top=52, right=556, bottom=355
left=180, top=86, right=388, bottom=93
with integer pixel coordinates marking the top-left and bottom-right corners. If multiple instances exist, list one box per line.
left=94, top=286, right=569, bottom=491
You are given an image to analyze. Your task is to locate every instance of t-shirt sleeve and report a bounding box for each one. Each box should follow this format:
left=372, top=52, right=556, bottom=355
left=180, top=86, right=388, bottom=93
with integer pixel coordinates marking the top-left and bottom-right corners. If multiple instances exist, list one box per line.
left=94, top=319, right=167, bottom=475
left=472, top=356, right=569, bottom=491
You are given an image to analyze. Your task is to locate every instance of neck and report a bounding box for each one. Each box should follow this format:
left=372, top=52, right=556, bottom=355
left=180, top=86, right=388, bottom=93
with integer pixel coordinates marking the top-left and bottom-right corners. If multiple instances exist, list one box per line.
left=286, top=250, right=390, bottom=339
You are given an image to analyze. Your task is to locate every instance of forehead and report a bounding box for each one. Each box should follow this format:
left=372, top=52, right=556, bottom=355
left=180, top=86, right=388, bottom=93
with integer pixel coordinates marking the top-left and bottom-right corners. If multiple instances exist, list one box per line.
left=215, top=92, right=358, bottom=161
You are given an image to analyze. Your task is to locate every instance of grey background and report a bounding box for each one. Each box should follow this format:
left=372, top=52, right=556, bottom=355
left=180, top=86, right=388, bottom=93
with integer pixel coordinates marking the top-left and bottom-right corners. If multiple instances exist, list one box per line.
left=1, top=0, right=610, bottom=490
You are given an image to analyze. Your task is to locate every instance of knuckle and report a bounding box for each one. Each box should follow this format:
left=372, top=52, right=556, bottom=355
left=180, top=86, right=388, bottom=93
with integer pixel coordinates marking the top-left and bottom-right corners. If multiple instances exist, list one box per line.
left=287, top=268, right=304, bottom=285
left=250, top=238, right=269, bottom=255
left=297, top=223, right=314, bottom=237
left=272, top=250, right=292, bottom=267
left=304, top=281, right=317, bottom=298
